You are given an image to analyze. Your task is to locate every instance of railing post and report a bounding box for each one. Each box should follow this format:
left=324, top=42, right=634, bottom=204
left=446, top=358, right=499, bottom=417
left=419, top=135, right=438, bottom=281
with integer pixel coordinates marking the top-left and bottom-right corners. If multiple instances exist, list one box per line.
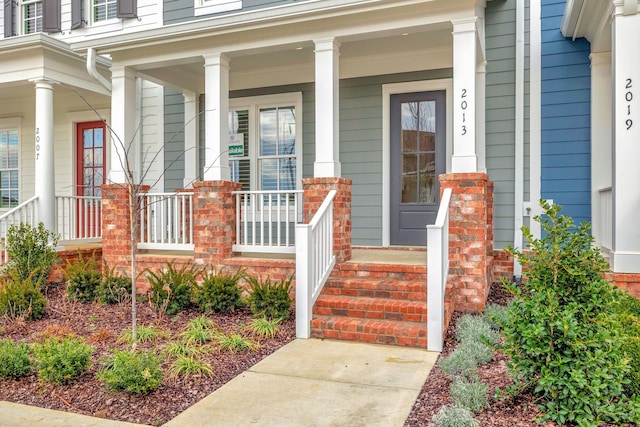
left=296, top=223, right=313, bottom=338
left=427, top=225, right=444, bottom=352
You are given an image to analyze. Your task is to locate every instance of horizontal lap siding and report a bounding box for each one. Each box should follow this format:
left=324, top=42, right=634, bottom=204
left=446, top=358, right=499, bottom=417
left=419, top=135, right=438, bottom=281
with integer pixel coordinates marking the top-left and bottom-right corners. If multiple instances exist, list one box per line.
left=541, top=0, right=591, bottom=225
left=164, top=89, right=186, bottom=191
left=486, top=0, right=516, bottom=249
left=165, top=0, right=296, bottom=25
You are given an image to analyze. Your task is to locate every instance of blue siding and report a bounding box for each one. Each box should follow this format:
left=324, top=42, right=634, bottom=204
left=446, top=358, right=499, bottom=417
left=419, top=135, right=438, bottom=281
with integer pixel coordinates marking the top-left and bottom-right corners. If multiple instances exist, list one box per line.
left=541, top=0, right=591, bottom=225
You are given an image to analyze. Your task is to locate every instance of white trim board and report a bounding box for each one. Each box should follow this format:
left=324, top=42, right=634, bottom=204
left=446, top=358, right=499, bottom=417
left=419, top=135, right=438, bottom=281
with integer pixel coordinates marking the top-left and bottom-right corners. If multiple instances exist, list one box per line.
left=381, top=79, right=453, bottom=247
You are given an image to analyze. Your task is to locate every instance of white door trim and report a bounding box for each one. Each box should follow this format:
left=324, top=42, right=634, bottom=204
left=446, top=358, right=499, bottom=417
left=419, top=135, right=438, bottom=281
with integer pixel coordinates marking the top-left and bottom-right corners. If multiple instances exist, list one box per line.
left=381, top=79, right=452, bottom=247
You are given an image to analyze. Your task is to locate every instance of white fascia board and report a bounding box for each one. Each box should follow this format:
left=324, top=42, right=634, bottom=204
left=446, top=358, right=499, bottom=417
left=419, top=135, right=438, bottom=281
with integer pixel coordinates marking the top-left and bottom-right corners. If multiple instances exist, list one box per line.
left=561, top=0, right=584, bottom=38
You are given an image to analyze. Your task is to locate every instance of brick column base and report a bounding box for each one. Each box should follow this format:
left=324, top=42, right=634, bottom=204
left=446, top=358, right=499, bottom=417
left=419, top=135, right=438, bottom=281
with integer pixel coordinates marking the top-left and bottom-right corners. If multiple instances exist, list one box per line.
left=193, top=181, right=241, bottom=265
left=440, top=173, right=493, bottom=312
left=302, top=178, right=352, bottom=263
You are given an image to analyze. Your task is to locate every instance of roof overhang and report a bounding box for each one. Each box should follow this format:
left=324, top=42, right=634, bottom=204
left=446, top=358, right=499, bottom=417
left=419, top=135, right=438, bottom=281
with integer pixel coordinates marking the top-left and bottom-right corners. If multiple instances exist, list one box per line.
left=561, top=0, right=617, bottom=51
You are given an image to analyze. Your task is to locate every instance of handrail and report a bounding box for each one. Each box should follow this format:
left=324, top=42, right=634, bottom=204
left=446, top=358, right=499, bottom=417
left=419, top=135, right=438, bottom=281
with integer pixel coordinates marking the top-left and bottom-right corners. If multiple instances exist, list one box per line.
left=138, top=192, right=194, bottom=251
left=295, top=190, right=337, bottom=338
left=55, top=195, right=102, bottom=242
left=0, top=196, right=39, bottom=265
left=427, top=187, right=453, bottom=352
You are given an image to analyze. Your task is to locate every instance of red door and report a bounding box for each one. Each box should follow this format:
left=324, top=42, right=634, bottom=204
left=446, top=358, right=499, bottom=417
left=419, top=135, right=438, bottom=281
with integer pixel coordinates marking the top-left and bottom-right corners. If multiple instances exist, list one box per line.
left=76, top=121, right=106, bottom=238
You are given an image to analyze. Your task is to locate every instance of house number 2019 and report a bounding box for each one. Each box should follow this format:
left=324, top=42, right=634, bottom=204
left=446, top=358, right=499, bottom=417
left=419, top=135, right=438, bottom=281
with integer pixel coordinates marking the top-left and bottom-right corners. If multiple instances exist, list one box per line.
left=625, top=79, right=633, bottom=131
left=460, top=88, right=468, bottom=136
left=35, top=127, right=40, bottom=160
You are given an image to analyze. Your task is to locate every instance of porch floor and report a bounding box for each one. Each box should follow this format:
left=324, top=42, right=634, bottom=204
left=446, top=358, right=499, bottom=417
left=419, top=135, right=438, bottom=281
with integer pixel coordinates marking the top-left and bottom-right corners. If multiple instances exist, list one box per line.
left=349, top=248, right=426, bottom=266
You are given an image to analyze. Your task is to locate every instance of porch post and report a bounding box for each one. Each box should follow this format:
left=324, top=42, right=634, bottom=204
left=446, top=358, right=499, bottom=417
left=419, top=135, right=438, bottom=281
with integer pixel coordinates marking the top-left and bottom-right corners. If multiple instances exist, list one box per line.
left=476, top=62, right=487, bottom=173
left=611, top=4, right=640, bottom=273
left=451, top=18, right=478, bottom=173
left=183, top=91, right=199, bottom=187
left=33, top=79, right=56, bottom=233
left=110, top=66, right=137, bottom=184
left=313, top=38, right=341, bottom=178
left=203, top=53, right=230, bottom=181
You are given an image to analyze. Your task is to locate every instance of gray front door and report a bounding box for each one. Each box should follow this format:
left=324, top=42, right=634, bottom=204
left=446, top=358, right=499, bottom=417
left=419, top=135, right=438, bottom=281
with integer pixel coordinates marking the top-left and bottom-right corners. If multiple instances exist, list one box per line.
left=390, top=91, right=446, bottom=246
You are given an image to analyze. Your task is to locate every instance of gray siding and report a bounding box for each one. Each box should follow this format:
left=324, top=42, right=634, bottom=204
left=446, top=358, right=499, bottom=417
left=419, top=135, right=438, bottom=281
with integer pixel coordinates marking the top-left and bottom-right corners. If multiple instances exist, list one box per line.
left=164, top=89, right=186, bottom=191
left=486, top=0, right=517, bottom=249
left=165, top=0, right=297, bottom=25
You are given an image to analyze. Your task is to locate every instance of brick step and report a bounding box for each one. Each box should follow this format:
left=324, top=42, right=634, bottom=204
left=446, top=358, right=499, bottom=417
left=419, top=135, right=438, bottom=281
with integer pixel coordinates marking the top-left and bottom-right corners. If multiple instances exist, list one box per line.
left=335, top=262, right=427, bottom=281
left=313, top=295, right=427, bottom=323
left=322, top=278, right=427, bottom=301
left=310, top=317, right=427, bottom=348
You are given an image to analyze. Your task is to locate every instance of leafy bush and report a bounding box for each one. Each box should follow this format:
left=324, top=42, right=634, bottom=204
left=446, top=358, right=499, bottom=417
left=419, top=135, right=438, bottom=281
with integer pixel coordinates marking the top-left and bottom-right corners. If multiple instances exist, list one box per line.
left=98, top=350, right=163, bottom=394
left=146, top=262, right=200, bottom=315
left=502, top=200, right=640, bottom=426
left=193, top=269, right=244, bottom=313
left=0, top=339, right=32, bottom=379
left=96, top=263, right=131, bottom=305
left=449, top=376, right=488, bottom=413
left=32, top=336, right=93, bottom=384
left=483, top=303, right=509, bottom=331
left=611, top=289, right=640, bottom=397
left=246, top=275, right=292, bottom=320
left=0, top=272, right=47, bottom=320
left=168, top=355, right=213, bottom=379
left=2, top=222, right=59, bottom=286
left=65, top=254, right=101, bottom=302
left=432, top=406, right=478, bottom=427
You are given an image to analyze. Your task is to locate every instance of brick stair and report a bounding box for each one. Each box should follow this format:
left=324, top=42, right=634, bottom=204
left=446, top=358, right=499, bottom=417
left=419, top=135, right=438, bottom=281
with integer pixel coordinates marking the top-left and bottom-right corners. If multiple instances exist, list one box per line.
left=310, top=261, right=428, bottom=348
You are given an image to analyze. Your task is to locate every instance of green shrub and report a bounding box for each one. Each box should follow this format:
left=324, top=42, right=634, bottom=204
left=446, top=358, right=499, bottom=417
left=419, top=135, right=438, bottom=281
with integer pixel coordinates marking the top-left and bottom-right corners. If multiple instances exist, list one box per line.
left=449, top=376, right=488, bottom=413
left=0, top=339, right=32, bottom=379
left=0, top=272, right=47, bottom=320
left=611, top=290, right=640, bottom=397
left=455, top=314, right=500, bottom=348
left=502, top=200, right=640, bottom=426
left=246, top=275, right=292, bottom=320
left=2, top=222, right=59, bottom=286
left=439, top=339, right=493, bottom=378
left=96, top=263, right=131, bottom=305
left=146, top=262, right=200, bottom=315
left=32, top=336, right=93, bottom=384
left=98, top=350, right=163, bottom=394
left=432, top=406, right=478, bottom=427
left=65, top=255, right=101, bottom=302
left=193, top=269, right=243, bottom=313
left=483, top=303, right=509, bottom=331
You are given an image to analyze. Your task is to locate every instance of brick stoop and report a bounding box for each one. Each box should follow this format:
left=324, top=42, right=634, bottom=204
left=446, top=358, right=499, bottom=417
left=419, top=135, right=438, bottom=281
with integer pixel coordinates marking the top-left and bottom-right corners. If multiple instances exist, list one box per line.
left=310, top=262, right=428, bottom=348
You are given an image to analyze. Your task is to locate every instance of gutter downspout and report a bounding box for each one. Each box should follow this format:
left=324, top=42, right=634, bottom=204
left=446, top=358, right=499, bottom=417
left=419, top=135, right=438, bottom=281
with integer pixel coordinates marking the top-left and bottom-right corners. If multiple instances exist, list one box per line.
left=514, top=0, right=525, bottom=278
left=86, top=48, right=112, bottom=92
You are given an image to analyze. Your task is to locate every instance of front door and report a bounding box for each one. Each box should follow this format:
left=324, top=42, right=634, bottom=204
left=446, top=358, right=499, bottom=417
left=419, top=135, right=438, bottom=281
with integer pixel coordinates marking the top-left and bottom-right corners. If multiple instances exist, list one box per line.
left=76, top=121, right=106, bottom=238
left=390, top=91, right=445, bottom=246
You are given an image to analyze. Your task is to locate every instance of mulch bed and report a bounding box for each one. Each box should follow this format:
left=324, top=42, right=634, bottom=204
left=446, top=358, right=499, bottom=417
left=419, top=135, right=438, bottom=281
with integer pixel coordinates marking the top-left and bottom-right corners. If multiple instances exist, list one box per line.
left=0, top=282, right=295, bottom=426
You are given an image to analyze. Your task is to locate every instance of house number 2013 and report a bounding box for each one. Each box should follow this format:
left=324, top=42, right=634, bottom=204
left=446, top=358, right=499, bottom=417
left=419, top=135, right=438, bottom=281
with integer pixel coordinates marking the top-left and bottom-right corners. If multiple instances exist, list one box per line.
left=460, top=88, right=468, bottom=136
left=625, top=79, right=633, bottom=131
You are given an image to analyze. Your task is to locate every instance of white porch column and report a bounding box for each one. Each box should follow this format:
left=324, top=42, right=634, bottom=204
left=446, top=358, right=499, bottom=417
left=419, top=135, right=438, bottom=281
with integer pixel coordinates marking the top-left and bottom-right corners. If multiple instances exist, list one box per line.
left=110, top=66, right=137, bottom=184
left=476, top=62, right=487, bottom=173
left=203, top=53, right=230, bottom=181
left=183, top=91, right=199, bottom=187
left=612, top=4, right=640, bottom=273
left=33, top=79, right=55, bottom=233
left=451, top=18, right=478, bottom=173
left=314, top=38, right=341, bottom=178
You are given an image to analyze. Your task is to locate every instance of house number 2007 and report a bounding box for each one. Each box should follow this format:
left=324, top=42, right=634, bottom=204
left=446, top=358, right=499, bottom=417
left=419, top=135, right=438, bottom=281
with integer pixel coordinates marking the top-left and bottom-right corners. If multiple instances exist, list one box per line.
left=625, top=79, right=633, bottom=131
left=35, top=127, right=41, bottom=160
left=460, top=89, right=468, bottom=136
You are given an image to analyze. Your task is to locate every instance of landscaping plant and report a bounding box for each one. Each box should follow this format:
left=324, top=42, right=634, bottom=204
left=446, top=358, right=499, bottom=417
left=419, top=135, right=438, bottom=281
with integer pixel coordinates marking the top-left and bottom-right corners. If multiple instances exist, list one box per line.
left=215, top=332, right=258, bottom=353
left=449, top=375, right=488, bottom=413
left=193, top=268, right=244, bottom=313
left=146, top=261, right=200, bottom=315
left=0, top=271, right=47, bottom=320
left=502, top=200, right=640, bottom=426
left=180, top=315, right=216, bottom=344
left=246, top=275, right=293, bottom=320
left=248, top=317, right=282, bottom=339
left=96, top=263, right=132, bottom=305
left=118, top=325, right=170, bottom=344
left=32, top=336, right=94, bottom=384
left=432, top=406, right=479, bottom=427
left=0, top=339, right=32, bottom=379
left=2, top=222, right=59, bottom=286
left=98, top=349, right=163, bottom=394
left=168, top=355, right=214, bottom=379
left=65, top=254, right=102, bottom=302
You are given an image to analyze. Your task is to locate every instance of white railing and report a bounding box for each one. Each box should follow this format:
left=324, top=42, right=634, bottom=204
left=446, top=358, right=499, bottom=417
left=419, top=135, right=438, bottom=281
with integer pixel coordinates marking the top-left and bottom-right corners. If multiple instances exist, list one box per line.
left=233, top=190, right=304, bottom=254
left=598, top=187, right=612, bottom=251
left=0, top=196, right=39, bottom=264
left=138, top=192, right=194, bottom=251
left=295, top=190, right=337, bottom=338
left=55, top=196, right=102, bottom=242
left=427, top=187, right=453, bottom=352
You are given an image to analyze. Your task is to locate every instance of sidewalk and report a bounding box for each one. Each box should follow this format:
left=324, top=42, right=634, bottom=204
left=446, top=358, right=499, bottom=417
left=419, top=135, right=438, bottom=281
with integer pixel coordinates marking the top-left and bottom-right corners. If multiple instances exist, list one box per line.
left=0, top=339, right=438, bottom=427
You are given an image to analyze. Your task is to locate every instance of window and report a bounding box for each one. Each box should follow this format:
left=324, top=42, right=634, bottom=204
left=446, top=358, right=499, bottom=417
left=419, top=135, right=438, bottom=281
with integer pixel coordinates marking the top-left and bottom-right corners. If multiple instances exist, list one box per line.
left=22, top=0, right=42, bottom=34
left=0, top=129, right=19, bottom=209
left=228, top=93, right=302, bottom=192
left=194, top=0, right=241, bottom=17
left=93, top=0, right=117, bottom=22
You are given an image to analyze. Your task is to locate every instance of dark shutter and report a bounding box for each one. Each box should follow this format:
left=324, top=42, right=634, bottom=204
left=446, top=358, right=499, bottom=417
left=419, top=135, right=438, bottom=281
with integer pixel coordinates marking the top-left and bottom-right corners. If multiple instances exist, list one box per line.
left=70, top=0, right=83, bottom=29
left=116, top=0, right=137, bottom=18
left=42, top=0, right=61, bottom=33
left=4, top=0, right=14, bottom=38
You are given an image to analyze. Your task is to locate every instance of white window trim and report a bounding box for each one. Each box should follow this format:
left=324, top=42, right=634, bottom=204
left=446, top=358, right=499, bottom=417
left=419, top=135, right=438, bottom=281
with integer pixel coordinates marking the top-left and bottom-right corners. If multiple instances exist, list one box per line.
left=20, top=0, right=43, bottom=35
left=229, top=92, right=303, bottom=191
left=91, top=0, right=120, bottom=26
left=0, top=117, right=23, bottom=211
left=194, top=0, right=242, bottom=17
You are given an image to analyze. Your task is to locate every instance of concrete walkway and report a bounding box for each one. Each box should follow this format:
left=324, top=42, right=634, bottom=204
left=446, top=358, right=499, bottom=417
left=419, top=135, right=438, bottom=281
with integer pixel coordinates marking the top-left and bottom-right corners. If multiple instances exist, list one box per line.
left=0, top=339, right=438, bottom=427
